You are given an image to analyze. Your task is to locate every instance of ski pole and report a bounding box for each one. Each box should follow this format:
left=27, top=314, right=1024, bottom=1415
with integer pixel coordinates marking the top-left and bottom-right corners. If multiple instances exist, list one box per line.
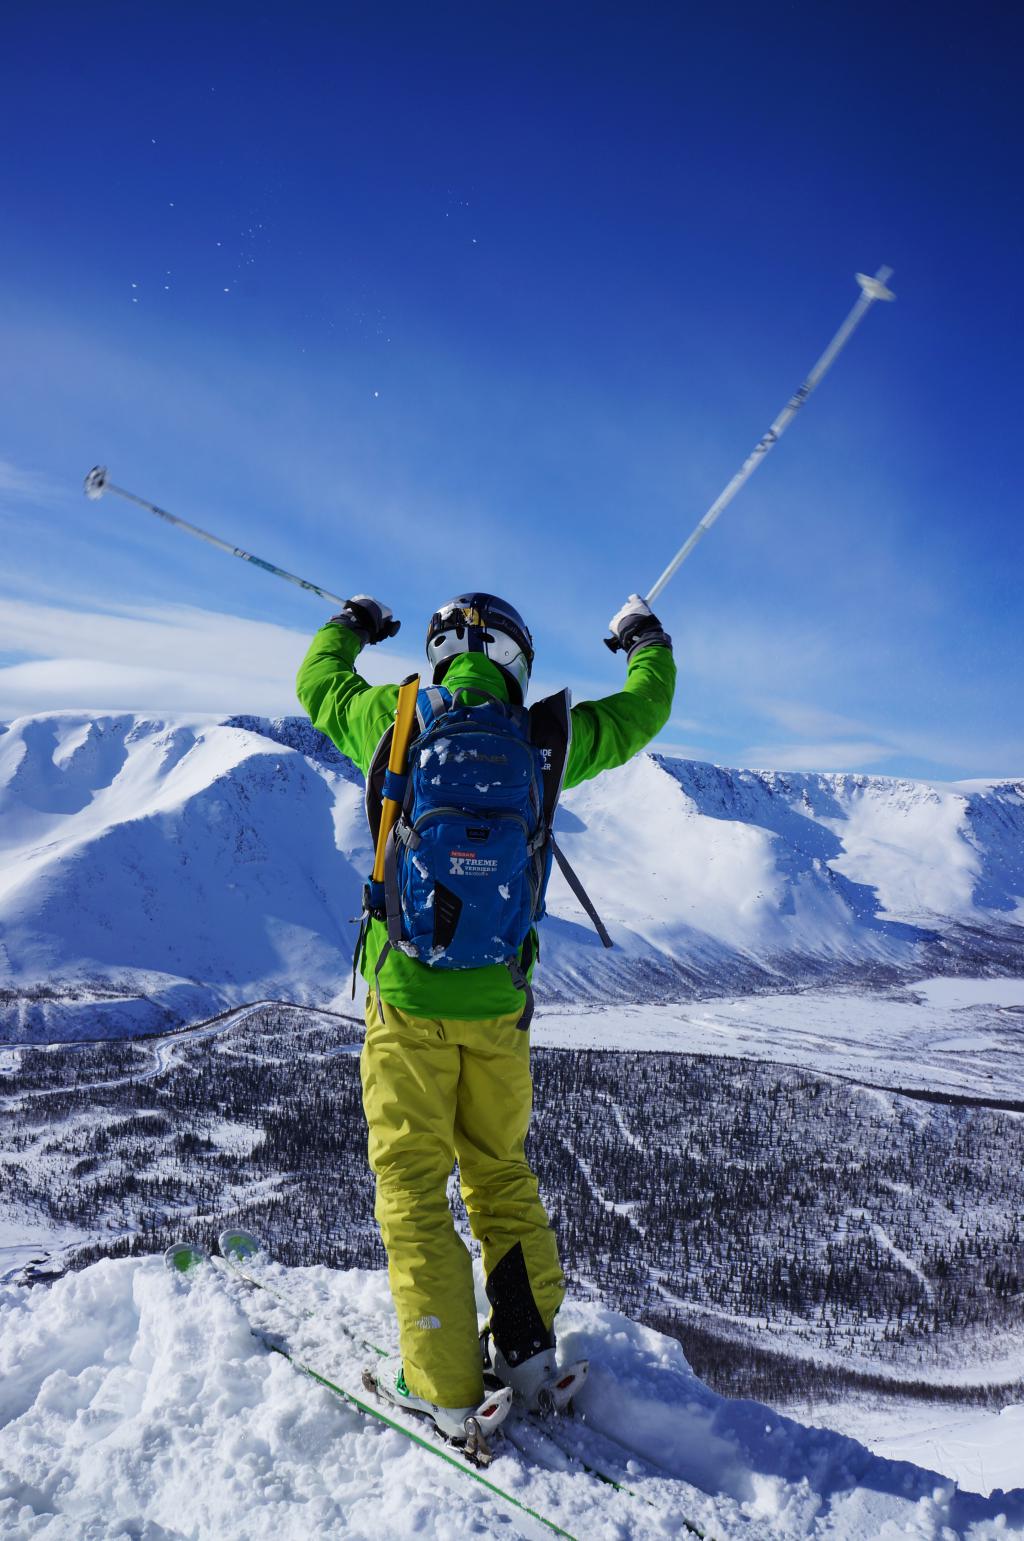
left=636, top=268, right=896, bottom=615
left=371, top=673, right=421, bottom=884
left=83, top=465, right=347, bottom=608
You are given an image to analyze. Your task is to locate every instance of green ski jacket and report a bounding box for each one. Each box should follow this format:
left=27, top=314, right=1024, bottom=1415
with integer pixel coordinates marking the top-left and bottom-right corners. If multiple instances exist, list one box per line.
left=296, top=622, right=676, bottom=1018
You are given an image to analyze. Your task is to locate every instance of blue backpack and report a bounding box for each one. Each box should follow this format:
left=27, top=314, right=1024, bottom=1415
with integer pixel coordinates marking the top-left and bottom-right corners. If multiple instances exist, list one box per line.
left=361, top=684, right=611, bottom=1026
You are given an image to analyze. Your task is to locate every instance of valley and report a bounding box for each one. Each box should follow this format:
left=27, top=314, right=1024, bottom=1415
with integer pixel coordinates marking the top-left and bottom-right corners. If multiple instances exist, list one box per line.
left=3, top=710, right=1023, bottom=1498
left=4, top=996, right=1023, bottom=1440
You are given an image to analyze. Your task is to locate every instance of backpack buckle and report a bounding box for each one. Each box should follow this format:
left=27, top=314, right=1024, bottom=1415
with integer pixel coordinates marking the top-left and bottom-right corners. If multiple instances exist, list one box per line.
left=526, top=828, right=547, bottom=857
left=393, top=817, right=420, bottom=850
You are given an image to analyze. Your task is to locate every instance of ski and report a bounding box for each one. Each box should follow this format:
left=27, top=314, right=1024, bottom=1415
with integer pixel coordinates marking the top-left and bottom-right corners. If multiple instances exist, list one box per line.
left=164, top=1240, right=209, bottom=1276
left=217, top=1227, right=385, bottom=1359
left=209, top=1232, right=577, bottom=1537
left=216, top=1229, right=713, bottom=1539
left=259, top=1336, right=575, bottom=1537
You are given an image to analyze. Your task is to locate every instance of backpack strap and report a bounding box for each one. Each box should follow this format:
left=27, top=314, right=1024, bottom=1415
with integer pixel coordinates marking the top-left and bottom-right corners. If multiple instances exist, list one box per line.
left=550, top=838, right=613, bottom=948
left=528, top=687, right=613, bottom=951
left=364, top=724, right=393, bottom=856
left=528, top=688, right=572, bottom=827
left=364, top=686, right=451, bottom=855
left=506, top=932, right=536, bottom=1031
left=419, top=684, right=451, bottom=727
left=372, top=824, right=406, bottom=1018
left=363, top=685, right=454, bottom=1002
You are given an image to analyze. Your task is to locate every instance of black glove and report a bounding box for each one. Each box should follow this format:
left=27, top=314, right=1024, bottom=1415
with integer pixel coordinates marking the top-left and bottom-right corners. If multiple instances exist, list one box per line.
left=604, top=593, right=672, bottom=657
left=329, top=594, right=401, bottom=645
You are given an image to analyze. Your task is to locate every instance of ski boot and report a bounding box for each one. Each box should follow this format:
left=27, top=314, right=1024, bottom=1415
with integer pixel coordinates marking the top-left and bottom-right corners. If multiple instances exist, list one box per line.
left=480, top=1326, right=588, bottom=1416
left=362, top=1356, right=512, bottom=1465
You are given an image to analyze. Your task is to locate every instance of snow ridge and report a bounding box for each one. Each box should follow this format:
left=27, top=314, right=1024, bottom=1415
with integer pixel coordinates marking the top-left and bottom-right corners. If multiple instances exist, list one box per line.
left=1, top=1254, right=1020, bottom=1539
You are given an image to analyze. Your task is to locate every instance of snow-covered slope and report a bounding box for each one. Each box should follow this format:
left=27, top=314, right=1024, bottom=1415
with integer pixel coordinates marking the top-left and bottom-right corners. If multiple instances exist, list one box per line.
left=0, top=714, right=366, bottom=1037
left=1, top=711, right=1022, bottom=1039
left=0, top=1254, right=1019, bottom=1539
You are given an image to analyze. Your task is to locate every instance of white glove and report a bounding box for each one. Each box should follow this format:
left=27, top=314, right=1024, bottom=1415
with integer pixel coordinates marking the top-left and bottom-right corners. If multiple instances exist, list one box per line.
left=329, top=595, right=401, bottom=644
left=605, top=593, right=672, bottom=657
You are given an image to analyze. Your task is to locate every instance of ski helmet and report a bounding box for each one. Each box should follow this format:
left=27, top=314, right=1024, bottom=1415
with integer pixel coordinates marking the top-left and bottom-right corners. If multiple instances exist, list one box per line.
left=425, top=593, right=534, bottom=704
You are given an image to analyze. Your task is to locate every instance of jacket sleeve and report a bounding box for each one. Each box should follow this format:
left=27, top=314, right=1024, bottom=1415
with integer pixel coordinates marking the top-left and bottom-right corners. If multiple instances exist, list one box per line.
left=295, top=623, right=398, bottom=775
left=564, top=645, right=676, bottom=789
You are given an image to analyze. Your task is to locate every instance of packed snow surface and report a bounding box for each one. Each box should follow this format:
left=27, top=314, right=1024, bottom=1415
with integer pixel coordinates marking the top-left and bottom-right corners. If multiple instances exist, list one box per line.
left=1, top=1255, right=1021, bottom=1540
left=789, top=1397, right=1024, bottom=1500
left=1, top=712, right=1022, bottom=1039
left=534, top=977, right=1024, bottom=1099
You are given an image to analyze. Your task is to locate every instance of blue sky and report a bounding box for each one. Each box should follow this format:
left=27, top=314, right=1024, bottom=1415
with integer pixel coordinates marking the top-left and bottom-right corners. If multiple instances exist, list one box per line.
left=1, top=2, right=1021, bottom=779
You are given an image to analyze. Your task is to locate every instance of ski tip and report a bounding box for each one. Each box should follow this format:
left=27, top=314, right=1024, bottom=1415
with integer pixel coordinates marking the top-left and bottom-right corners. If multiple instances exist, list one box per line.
left=164, top=1241, right=209, bottom=1277
left=83, top=466, right=108, bottom=500
left=856, top=271, right=896, bottom=302
left=218, top=1227, right=261, bottom=1263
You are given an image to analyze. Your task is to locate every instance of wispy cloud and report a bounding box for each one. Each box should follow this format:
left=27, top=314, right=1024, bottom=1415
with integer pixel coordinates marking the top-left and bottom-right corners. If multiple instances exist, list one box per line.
left=744, top=694, right=1024, bottom=777
left=0, top=658, right=289, bottom=718
left=741, top=739, right=900, bottom=772
left=659, top=604, right=1024, bottom=777
left=0, top=593, right=689, bottom=729
left=0, top=598, right=424, bottom=719
left=1, top=591, right=1020, bottom=779
left=651, top=740, right=713, bottom=762
left=0, top=457, right=65, bottom=510
left=756, top=699, right=875, bottom=739
left=678, top=609, right=865, bottom=699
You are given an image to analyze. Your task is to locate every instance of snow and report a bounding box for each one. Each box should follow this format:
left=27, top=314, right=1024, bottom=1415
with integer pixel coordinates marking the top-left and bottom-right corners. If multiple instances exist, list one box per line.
left=1, top=712, right=1022, bottom=1039
left=0, top=1255, right=1020, bottom=1539
left=0, top=713, right=370, bottom=1037
left=823, top=775, right=981, bottom=919
left=914, top=978, right=1024, bottom=1010
left=533, top=979, right=1024, bottom=1100
left=2, top=712, right=1023, bottom=1533
left=787, top=1397, right=1024, bottom=1500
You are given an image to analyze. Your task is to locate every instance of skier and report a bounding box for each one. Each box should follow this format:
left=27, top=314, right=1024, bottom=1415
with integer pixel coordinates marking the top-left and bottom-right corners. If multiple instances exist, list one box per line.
left=296, top=592, right=674, bottom=1446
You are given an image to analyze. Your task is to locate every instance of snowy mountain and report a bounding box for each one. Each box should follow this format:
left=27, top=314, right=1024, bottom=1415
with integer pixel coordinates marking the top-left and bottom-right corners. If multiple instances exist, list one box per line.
left=1, top=710, right=1022, bottom=1040
left=1, top=1251, right=1019, bottom=1540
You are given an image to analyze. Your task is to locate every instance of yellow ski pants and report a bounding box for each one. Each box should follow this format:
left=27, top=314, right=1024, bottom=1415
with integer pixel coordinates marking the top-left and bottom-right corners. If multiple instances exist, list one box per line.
left=360, top=993, right=565, bottom=1408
